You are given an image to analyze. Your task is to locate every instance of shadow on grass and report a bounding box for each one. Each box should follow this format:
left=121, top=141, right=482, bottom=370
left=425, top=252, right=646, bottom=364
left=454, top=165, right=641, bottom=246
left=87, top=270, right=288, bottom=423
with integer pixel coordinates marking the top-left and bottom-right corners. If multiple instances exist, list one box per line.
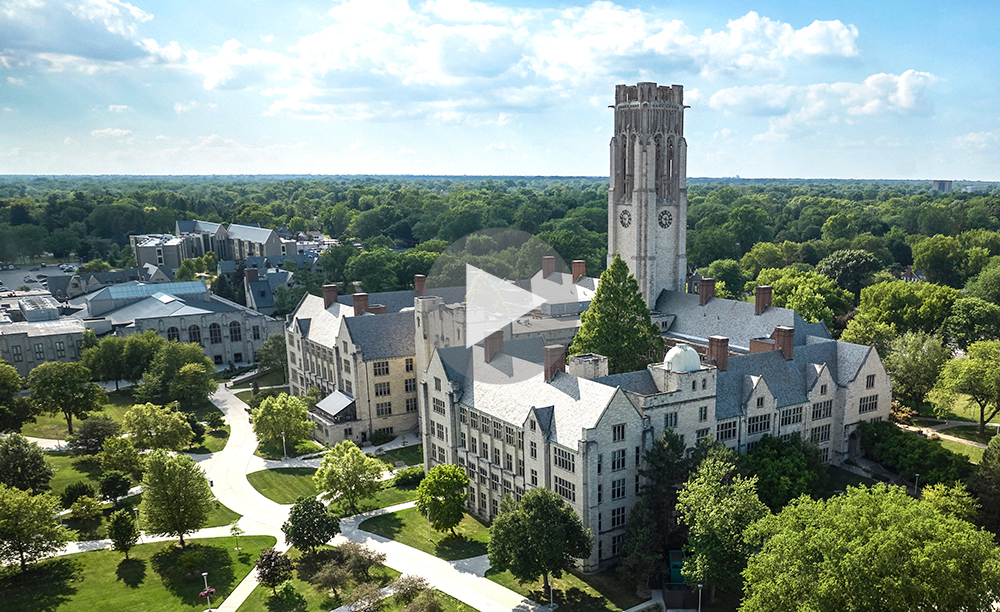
left=358, top=512, right=404, bottom=539
left=435, top=535, right=487, bottom=561
left=115, top=558, right=147, bottom=589
left=265, top=587, right=309, bottom=612
left=0, top=557, right=81, bottom=612
left=150, top=543, right=236, bottom=604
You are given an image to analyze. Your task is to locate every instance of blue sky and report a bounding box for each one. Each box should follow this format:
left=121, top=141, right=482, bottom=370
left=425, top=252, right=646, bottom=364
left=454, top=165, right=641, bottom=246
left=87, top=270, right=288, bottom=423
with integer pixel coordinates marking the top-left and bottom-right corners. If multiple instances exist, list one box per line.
left=1, top=0, right=997, bottom=178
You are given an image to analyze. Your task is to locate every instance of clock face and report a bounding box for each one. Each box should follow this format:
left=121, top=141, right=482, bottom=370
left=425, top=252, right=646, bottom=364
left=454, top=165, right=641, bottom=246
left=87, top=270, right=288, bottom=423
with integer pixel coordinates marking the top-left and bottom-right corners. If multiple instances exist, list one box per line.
left=658, top=209, right=673, bottom=229
left=619, top=209, right=632, bottom=228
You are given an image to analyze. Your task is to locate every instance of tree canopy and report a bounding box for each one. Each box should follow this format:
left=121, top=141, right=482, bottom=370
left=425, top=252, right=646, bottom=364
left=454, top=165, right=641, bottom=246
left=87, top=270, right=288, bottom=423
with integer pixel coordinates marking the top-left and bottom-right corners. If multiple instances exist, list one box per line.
left=281, top=495, right=340, bottom=553
left=313, top=440, right=384, bottom=514
left=251, top=393, right=313, bottom=446
left=123, top=402, right=194, bottom=450
left=416, top=464, right=470, bottom=534
left=0, top=485, right=72, bottom=571
left=27, top=361, right=106, bottom=435
left=139, top=449, right=214, bottom=548
left=0, top=433, right=54, bottom=492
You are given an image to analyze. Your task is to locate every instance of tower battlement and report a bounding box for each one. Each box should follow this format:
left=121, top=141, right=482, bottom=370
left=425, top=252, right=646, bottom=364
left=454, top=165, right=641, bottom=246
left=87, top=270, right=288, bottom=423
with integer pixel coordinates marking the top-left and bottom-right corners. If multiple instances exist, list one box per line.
left=614, top=82, right=684, bottom=106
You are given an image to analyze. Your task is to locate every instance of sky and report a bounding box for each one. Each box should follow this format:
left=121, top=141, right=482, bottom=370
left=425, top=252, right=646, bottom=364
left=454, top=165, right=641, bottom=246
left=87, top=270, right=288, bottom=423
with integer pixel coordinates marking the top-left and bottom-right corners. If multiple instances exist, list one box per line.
left=0, top=0, right=998, bottom=179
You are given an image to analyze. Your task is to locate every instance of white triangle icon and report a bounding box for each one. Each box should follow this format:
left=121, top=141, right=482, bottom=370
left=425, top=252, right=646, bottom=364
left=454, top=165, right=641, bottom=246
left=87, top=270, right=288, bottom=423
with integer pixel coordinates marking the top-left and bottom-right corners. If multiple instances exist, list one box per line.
left=465, top=263, right=546, bottom=347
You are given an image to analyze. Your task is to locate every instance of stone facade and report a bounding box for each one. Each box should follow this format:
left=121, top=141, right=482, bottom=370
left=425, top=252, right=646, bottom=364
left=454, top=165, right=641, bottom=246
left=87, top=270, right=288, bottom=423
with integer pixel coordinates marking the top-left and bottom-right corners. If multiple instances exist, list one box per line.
left=0, top=319, right=86, bottom=377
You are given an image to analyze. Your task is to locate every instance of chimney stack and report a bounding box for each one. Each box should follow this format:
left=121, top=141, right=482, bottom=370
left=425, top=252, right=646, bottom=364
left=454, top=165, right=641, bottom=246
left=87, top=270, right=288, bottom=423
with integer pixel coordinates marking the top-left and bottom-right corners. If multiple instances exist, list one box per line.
left=542, top=255, right=555, bottom=278
left=773, top=326, right=794, bottom=360
left=484, top=330, right=504, bottom=362
left=245, top=268, right=258, bottom=283
left=369, top=304, right=387, bottom=315
left=572, top=260, right=586, bottom=282
left=755, top=285, right=772, bottom=315
left=543, top=345, right=566, bottom=381
left=708, top=336, right=729, bottom=371
left=353, top=293, right=369, bottom=316
left=322, top=284, right=339, bottom=309
left=699, top=278, right=716, bottom=306
left=414, top=274, right=426, bottom=296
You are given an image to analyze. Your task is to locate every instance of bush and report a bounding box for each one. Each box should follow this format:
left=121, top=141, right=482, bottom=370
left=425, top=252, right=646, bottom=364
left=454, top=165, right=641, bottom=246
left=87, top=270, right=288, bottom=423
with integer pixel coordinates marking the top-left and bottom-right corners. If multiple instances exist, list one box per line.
left=393, top=574, right=429, bottom=605
left=205, top=411, right=225, bottom=430
left=859, top=421, right=975, bottom=484
left=67, top=415, right=122, bottom=455
left=403, top=590, right=444, bottom=612
left=61, top=480, right=97, bottom=509
left=185, top=412, right=206, bottom=444
left=392, top=466, right=425, bottom=488
left=369, top=430, right=393, bottom=446
left=71, top=495, right=102, bottom=521
left=272, top=580, right=307, bottom=612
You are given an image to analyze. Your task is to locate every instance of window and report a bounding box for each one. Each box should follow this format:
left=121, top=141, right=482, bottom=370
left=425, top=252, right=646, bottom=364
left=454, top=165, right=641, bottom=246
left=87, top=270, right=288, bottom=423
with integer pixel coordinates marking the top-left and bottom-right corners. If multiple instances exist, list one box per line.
left=481, top=442, right=489, bottom=459
left=780, top=406, right=803, bottom=426
left=252, top=325, right=260, bottom=340
left=209, top=323, right=222, bottom=344
left=691, top=380, right=696, bottom=391
left=11, top=345, right=22, bottom=362
left=859, top=395, right=879, bottom=413
left=505, top=453, right=513, bottom=471
left=470, top=438, right=477, bottom=454
left=635, top=474, right=641, bottom=495
left=530, top=419, right=536, bottom=431
left=214, top=355, right=224, bottom=365
left=188, top=325, right=202, bottom=345
left=229, top=321, right=242, bottom=342
left=481, top=416, right=490, bottom=434
left=756, top=396, right=764, bottom=408
left=374, top=382, right=390, bottom=397
left=821, top=447, right=830, bottom=462
left=470, top=413, right=479, bottom=430
left=167, top=327, right=180, bottom=342
left=612, top=534, right=625, bottom=556
left=597, top=453, right=602, bottom=474
left=491, top=446, right=500, bottom=465
left=812, top=400, right=833, bottom=420
left=343, top=358, right=351, bottom=373
left=344, top=380, right=352, bottom=395
left=554, top=476, right=576, bottom=502
left=554, top=447, right=575, bottom=473
left=406, top=397, right=418, bottom=412
left=820, top=384, right=827, bottom=395
left=505, top=426, right=515, bottom=445
left=406, top=357, right=414, bottom=372
left=702, top=378, right=707, bottom=389
left=459, top=407, right=467, bottom=424
left=698, top=406, right=707, bottom=422
left=343, top=341, right=348, bottom=353
left=491, top=498, right=499, bottom=517
left=611, top=507, right=626, bottom=528
left=55, top=341, right=65, bottom=358
left=598, top=539, right=603, bottom=560
left=517, top=431, right=524, bottom=449
left=373, top=361, right=389, bottom=376
left=517, top=458, right=524, bottom=476
left=34, top=343, right=44, bottom=360
left=696, top=428, right=710, bottom=442
left=493, top=421, right=502, bottom=440
left=611, top=449, right=626, bottom=471
left=717, top=420, right=737, bottom=441
left=491, top=473, right=499, bottom=491
left=344, top=427, right=352, bottom=438
left=436, top=422, right=445, bottom=441
left=745, top=441, right=758, bottom=452
left=598, top=513, right=602, bottom=531
left=434, top=377, right=441, bottom=391
left=866, top=374, right=876, bottom=389
left=530, top=469, right=538, bottom=486
left=810, top=424, right=831, bottom=443
left=611, top=478, right=626, bottom=500
left=432, top=398, right=445, bottom=415
left=405, top=378, right=416, bottom=393
left=376, top=402, right=392, bottom=417
left=234, top=352, right=243, bottom=363
left=665, top=412, right=678, bottom=429
left=597, top=484, right=603, bottom=503
left=612, top=424, right=625, bottom=442
left=530, top=441, right=537, bottom=459
left=747, top=414, right=771, bottom=435
left=635, top=446, right=641, bottom=467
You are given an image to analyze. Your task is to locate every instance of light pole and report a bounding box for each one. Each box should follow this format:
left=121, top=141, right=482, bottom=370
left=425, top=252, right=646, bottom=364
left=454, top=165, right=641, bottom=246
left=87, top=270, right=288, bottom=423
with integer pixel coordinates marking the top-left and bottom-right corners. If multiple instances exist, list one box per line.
left=281, top=431, right=287, bottom=459
left=202, top=571, right=213, bottom=611
left=914, top=473, right=920, bottom=495
left=133, top=507, right=141, bottom=542
left=698, top=583, right=703, bottom=612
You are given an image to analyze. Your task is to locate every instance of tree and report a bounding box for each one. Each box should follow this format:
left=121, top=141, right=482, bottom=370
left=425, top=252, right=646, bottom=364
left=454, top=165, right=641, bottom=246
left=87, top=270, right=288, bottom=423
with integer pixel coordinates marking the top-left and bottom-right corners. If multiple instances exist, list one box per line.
left=616, top=496, right=660, bottom=588
left=123, top=402, right=194, bottom=450
left=740, top=242, right=785, bottom=280
left=740, top=484, right=1000, bottom=612
left=0, top=433, right=54, bottom=492
left=416, top=464, right=469, bottom=534
left=570, top=254, right=664, bottom=375
left=403, top=590, right=445, bottom=612
left=0, top=485, right=72, bottom=571
left=169, top=362, right=218, bottom=411
left=393, top=575, right=430, bottom=605
left=677, top=450, right=768, bottom=594
left=488, top=488, right=593, bottom=599
left=28, top=361, right=106, bottom=435
left=134, top=341, right=216, bottom=405
left=230, top=520, right=244, bottom=550
left=344, top=581, right=384, bottom=612
left=313, top=440, right=384, bottom=514
left=72, top=495, right=102, bottom=522
left=738, top=435, right=828, bottom=511
left=971, top=434, right=1000, bottom=533
left=704, top=259, right=747, bottom=298
left=634, top=429, right=697, bottom=559
left=947, top=297, right=1000, bottom=350
left=839, top=312, right=895, bottom=356
left=256, top=334, right=288, bottom=383
left=921, top=482, right=979, bottom=522
left=816, top=249, right=882, bottom=300
left=933, top=340, right=1000, bottom=433
left=139, top=449, right=214, bottom=548
left=281, top=495, right=341, bottom=553
left=252, top=393, right=314, bottom=446
left=856, top=280, right=961, bottom=336
left=340, top=541, right=387, bottom=581
left=913, top=234, right=967, bottom=287
left=107, top=508, right=140, bottom=559
left=724, top=204, right=771, bottom=256
left=121, top=330, right=168, bottom=384
left=99, top=436, right=143, bottom=480
left=61, top=481, right=97, bottom=509
left=747, top=267, right=853, bottom=324
left=882, top=332, right=950, bottom=406
left=81, top=336, right=127, bottom=391
left=66, top=414, right=122, bottom=455
left=310, top=561, right=349, bottom=596
left=99, top=470, right=133, bottom=506
left=256, top=547, right=294, bottom=594
left=967, top=262, right=1000, bottom=305
left=0, top=358, right=36, bottom=434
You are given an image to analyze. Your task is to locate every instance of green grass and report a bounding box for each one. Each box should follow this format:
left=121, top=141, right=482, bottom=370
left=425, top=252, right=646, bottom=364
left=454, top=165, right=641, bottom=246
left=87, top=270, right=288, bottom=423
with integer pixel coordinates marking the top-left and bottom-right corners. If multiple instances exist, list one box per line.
left=359, top=507, right=489, bottom=561
left=232, top=369, right=287, bottom=389
left=937, top=439, right=985, bottom=464
left=340, top=484, right=420, bottom=515
left=486, top=568, right=646, bottom=612
left=255, top=438, right=324, bottom=460
left=247, top=468, right=318, bottom=504
left=822, top=466, right=876, bottom=497
left=187, top=426, right=231, bottom=454
left=384, top=444, right=424, bottom=467
left=0, top=535, right=275, bottom=612
left=235, top=387, right=291, bottom=405
left=67, top=495, right=241, bottom=541
left=47, top=451, right=104, bottom=499
left=913, top=418, right=946, bottom=426
left=940, top=425, right=997, bottom=445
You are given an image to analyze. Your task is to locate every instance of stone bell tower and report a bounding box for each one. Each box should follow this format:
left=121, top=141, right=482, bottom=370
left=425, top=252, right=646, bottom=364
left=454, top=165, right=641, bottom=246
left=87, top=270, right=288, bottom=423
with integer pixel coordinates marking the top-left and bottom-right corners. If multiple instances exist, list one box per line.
left=607, top=82, right=688, bottom=308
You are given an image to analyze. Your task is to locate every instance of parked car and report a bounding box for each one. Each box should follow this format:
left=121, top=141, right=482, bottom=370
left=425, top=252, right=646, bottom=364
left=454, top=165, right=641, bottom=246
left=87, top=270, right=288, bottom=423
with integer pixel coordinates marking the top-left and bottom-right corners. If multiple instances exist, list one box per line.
left=36, top=274, right=47, bottom=279
left=29, top=267, right=39, bottom=271
left=23, top=276, right=35, bottom=283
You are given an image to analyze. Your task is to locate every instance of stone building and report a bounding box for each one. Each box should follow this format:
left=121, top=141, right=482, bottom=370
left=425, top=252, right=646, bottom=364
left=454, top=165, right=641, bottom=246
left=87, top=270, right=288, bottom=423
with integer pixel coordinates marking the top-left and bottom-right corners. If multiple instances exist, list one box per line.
left=0, top=318, right=86, bottom=377
left=132, top=221, right=296, bottom=272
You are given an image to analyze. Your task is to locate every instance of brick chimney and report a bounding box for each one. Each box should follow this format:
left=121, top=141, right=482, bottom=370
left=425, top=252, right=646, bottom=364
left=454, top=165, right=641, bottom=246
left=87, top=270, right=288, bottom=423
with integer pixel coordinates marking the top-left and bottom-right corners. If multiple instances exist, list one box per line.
left=773, top=326, right=794, bottom=360
left=699, top=278, right=716, bottom=305
left=353, top=293, right=369, bottom=316
left=369, top=304, right=387, bottom=315
left=414, top=274, right=426, bottom=296
left=542, top=255, right=555, bottom=278
left=755, top=285, right=772, bottom=315
left=322, top=284, right=338, bottom=309
left=572, top=260, right=586, bottom=282
left=708, top=336, right=729, bottom=371
left=484, top=330, right=504, bottom=362
left=543, top=345, right=566, bottom=381
left=245, top=268, right=258, bottom=283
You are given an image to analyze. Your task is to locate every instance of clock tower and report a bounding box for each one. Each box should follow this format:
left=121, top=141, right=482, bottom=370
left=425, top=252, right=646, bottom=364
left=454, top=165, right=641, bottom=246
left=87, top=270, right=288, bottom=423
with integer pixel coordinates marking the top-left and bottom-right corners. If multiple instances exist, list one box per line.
left=607, top=82, right=688, bottom=308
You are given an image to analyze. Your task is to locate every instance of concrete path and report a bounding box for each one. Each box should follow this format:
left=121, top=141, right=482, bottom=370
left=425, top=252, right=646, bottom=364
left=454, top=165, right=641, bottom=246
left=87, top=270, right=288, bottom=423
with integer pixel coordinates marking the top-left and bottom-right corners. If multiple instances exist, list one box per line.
left=24, top=435, right=66, bottom=451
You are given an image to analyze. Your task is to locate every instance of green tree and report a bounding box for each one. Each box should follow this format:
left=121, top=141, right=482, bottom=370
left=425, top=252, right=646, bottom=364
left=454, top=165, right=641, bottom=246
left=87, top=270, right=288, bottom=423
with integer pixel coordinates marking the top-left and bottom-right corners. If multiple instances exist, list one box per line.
left=967, top=262, right=1000, bottom=305
left=314, top=440, right=384, bottom=514
left=0, top=485, right=72, bottom=571
left=256, top=334, right=288, bottom=383
left=311, top=560, right=350, bottom=596
left=933, top=340, right=1000, bottom=433
left=99, top=436, right=143, bottom=480
left=319, top=203, right=353, bottom=238
left=748, top=268, right=853, bottom=319
left=28, top=361, right=107, bottom=435
left=0, top=433, right=54, bottom=492
left=724, top=204, right=771, bottom=256
left=839, top=312, right=896, bottom=355
left=174, top=259, right=198, bottom=282
left=972, top=434, right=1000, bottom=533
left=816, top=249, right=882, bottom=300
left=856, top=280, right=961, bottom=336
left=281, top=495, right=341, bottom=553
left=139, top=449, right=214, bottom=548
left=820, top=213, right=858, bottom=243
left=738, top=435, right=828, bottom=511
left=677, top=450, right=768, bottom=594
left=704, top=259, right=747, bottom=298
left=169, top=362, right=218, bottom=410
left=99, top=470, right=133, bottom=506
left=570, top=254, right=664, bottom=374
left=913, top=234, right=967, bottom=287
left=107, top=508, right=140, bottom=559
left=256, top=547, right=294, bottom=594
left=60, top=481, right=96, bottom=510
left=617, top=496, right=661, bottom=588
left=393, top=575, right=430, bottom=605
left=252, top=393, right=313, bottom=447
left=921, top=482, right=979, bottom=522
left=82, top=336, right=127, bottom=390
left=0, top=358, right=36, bottom=433
left=740, top=242, right=785, bottom=280
left=121, top=330, right=168, bottom=384
left=883, top=332, right=950, bottom=406
left=347, top=247, right=397, bottom=292
left=633, top=429, right=698, bottom=561
left=416, top=464, right=470, bottom=534
left=66, top=414, right=122, bottom=455
left=740, top=484, right=1000, bottom=612
left=71, top=495, right=102, bottom=522
left=487, top=488, right=593, bottom=600
left=318, top=244, right=358, bottom=284
left=123, top=402, right=194, bottom=450
left=947, top=297, right=1000, bottom=350
left=134, top=341, right=215, bottom=405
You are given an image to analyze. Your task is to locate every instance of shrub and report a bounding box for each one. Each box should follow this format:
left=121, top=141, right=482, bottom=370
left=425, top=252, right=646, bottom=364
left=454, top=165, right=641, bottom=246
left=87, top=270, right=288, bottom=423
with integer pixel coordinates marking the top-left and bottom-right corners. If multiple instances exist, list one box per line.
left=61, top=480, right=97, bottom=509
left=205, top=411, right=225, bottom=430
left=859, top=421, right=974, bottom=484
left=393, top=466, right=425, bottom=488
left=71, top=495, right=102, bottom=521
left=393, top=574, right=429, bottom=605
left=370, top=430, right=393, bottom=446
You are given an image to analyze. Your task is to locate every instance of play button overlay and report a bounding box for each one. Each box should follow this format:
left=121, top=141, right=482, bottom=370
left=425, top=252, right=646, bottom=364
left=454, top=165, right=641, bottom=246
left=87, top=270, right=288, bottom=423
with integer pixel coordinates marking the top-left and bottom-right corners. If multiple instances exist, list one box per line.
left=465, top=263, right=546, bottom=348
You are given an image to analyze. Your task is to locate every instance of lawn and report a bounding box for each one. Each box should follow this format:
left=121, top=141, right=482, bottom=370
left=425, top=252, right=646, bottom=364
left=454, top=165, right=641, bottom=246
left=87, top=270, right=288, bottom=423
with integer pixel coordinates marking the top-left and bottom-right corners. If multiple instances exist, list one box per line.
left=821, top=466, right=876, bottom=497
left=247, top=468, right=318, bottom=504
left=339, top=483, right=420, bottom=515
left=232, top=369, right=287, bottom=389
left=384, top=443, right=424, bottom=467
left=235, top=387, right=292, bottom=405
left=359, top=507, right=489, bottom=561
left=47, top=451, right=104, bottom=499
left=937, top=438, right=985, bottom=464
left=255, top=438, right=324, bottom=460
left=68, top=495, right=241, bottom=541
left=940, top=425, right=998, bottom=445
left=486, top=567, right=646, bottom=612
left=0, top=535, right=275, bottom=612
left=187, top=426, right=230, bottom=454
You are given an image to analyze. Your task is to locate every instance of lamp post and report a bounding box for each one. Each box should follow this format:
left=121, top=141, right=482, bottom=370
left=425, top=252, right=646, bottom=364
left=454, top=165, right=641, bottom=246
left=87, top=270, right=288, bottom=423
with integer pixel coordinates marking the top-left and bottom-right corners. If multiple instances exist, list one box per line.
left=698, top=583, right=703, bottom=612
left=281, top=431, right=287, bottom=459
left=133, top=507, right=141, bottom=542
left=914, top=473, right=920, bottom=495
left=202, top=572, right=213, bottom=611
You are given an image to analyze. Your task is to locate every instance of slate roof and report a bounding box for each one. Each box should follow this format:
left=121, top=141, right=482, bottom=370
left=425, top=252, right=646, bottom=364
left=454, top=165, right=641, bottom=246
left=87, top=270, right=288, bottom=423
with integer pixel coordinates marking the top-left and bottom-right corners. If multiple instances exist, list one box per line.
left=338, top=286, right=466, bottom=314
left=46, top=275, right=72, bottom=298
left=290, top=294, right=352, bottom=347
left=593, top=369, right=660, bottom=396
left=176, top=220, right=223, bottom=235
left=343, top=311, right=415, bottom=360
left=218, top=261, right=237, bottom=275
left=228, top=224, right=275, bottom=243
left=96, top=293, right=239, bottom=325
left=436, top=337, right=545, bottom=386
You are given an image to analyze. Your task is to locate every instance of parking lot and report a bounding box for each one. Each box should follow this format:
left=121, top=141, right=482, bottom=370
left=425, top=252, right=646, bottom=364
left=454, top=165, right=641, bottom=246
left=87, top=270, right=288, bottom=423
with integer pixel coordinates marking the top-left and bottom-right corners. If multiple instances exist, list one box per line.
left=0, top=264, right=76, bottom=293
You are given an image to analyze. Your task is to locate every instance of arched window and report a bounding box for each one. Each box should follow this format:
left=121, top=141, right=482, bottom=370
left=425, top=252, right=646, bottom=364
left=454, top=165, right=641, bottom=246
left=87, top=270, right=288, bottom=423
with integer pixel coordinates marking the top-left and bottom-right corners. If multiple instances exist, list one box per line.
left=209, top=323, right=222, bottom=345
left=229, top=321, right=242, bottom=342
left=188, top=325, right=202, bottom=346
left=167, top=327, right=180, bottom=342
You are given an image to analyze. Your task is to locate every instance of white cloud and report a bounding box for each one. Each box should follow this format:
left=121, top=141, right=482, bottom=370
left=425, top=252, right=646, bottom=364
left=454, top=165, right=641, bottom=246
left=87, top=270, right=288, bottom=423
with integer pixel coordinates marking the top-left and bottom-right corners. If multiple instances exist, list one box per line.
left=90, top=127, right=132, bottom=137
left=64, top=137, right=75, bottom=144
left=174, top=101, right=218, bottom=113
left=155, top=135, right=170, bottom=140
left=396, top=147, right=415, bottom=155
left=6, top=76, right=26, bottom=86
left=957, top=131, right=999, bottom=150
left=108, top=104, right=130, bottom=112
left=262, top=34, right=275, bottom=43
left=486, top=141, right=513, bottom=151
left=2, top=107, right=14, bottom=112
